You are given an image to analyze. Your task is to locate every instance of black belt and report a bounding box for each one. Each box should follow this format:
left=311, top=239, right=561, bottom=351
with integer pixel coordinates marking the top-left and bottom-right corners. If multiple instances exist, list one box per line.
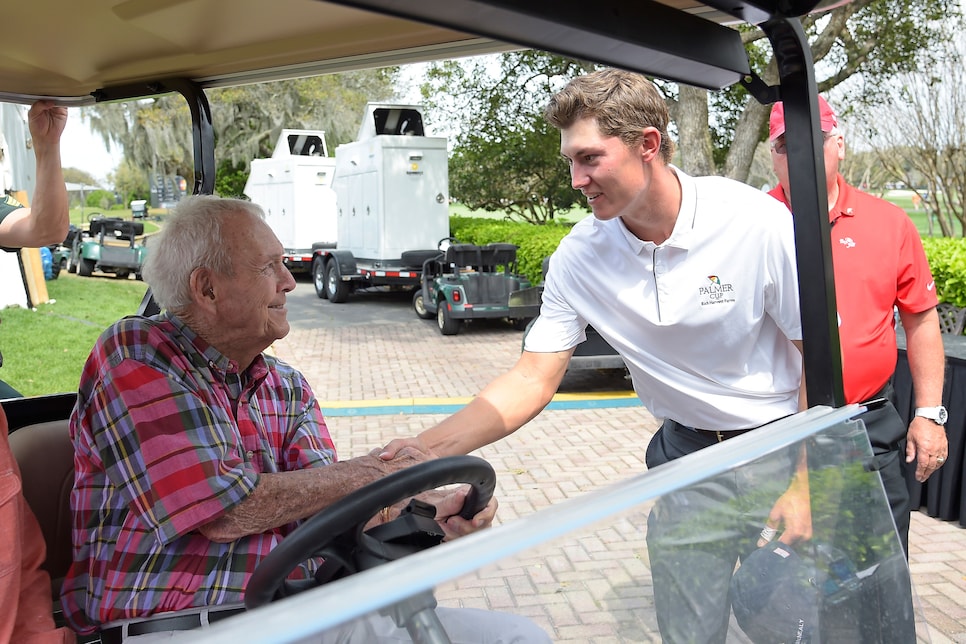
left=100, top=607, right=245, bottom=643
left=669, top=419, right=751, bottom=443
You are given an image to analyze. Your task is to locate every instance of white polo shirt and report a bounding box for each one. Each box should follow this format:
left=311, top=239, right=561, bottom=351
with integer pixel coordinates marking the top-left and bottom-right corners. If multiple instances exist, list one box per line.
left=526, top=168, right=802, bottom=430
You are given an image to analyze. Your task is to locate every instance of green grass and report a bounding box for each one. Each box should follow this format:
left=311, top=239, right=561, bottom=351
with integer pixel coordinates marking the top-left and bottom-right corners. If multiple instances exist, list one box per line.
left=882, top=190, right=962, bottom=237
left=0, top=273, right=148, bottom=396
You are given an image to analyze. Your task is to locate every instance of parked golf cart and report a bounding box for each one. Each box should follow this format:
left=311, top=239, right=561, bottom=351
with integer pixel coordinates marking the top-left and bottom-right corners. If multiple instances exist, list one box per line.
left=412, top=238, right=539, bottom=335
left=70, top=217, right=147, bottom=280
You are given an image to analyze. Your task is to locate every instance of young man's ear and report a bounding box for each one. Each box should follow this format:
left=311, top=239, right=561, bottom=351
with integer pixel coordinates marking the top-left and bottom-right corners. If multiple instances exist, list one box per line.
left=638, top=127, right=662, bottom=162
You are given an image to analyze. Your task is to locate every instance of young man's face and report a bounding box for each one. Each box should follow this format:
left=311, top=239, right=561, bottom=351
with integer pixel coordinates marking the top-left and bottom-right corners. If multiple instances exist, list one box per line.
left=560, top=117, right=647, bottom=221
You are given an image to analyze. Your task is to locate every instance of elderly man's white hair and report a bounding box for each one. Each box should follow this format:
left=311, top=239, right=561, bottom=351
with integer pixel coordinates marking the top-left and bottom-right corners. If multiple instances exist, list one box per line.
left=141, top=195, right=265, bottom=313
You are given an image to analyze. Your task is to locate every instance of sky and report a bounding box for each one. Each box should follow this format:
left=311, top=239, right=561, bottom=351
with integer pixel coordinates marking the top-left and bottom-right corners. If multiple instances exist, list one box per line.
left=61, top=109, right=117, bottom=186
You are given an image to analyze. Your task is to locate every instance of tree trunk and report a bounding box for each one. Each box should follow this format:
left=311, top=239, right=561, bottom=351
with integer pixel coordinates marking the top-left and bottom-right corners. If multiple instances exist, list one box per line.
left=675, top=86, right=715, bottom=176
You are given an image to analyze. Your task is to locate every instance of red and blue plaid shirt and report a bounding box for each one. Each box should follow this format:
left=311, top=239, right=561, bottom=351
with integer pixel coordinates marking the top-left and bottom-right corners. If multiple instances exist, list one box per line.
left=61, top=313, right=336, bottom=633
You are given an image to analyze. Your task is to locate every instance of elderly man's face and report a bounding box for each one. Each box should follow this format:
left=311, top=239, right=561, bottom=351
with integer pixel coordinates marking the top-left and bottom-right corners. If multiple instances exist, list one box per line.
left=209, top=212, right=296, bottom=364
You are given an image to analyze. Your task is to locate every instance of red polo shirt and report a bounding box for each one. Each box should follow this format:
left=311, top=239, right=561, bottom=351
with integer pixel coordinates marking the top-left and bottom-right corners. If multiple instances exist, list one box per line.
left=769, top=175, right=937, bottom=403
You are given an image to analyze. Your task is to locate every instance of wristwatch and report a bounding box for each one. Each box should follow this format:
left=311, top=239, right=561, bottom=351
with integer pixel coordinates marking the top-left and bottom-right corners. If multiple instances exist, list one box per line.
left=915, top=406, right=948, bottom=426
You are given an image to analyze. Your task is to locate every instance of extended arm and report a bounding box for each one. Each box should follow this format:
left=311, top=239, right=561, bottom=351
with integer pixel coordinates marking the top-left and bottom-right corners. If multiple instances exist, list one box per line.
left=380, top=348, right=574, bottom=458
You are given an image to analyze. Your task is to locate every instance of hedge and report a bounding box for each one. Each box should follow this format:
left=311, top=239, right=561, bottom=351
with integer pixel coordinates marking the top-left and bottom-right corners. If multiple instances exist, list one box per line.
left=921, top=237, right=966, bottom=308
left=449, top=215, right=573, bottom=284
left=452, top=216, right=966, bottom=308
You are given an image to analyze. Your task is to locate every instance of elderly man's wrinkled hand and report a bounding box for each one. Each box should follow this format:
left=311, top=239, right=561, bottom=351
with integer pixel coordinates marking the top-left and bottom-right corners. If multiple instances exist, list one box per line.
left=421, top=485, right=498, bottom=541
left=373, top=445, right=433, bottom=476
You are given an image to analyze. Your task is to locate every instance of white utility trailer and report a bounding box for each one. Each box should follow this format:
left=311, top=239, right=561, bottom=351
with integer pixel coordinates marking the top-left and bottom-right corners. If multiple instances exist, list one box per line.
left=312, top=103, right=449, bottom=302
left=244, top=129, right=338, bottom=272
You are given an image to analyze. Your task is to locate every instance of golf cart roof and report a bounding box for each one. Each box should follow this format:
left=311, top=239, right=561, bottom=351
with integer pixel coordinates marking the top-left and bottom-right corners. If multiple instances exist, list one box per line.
left=2, top=0, right=849, bottom=105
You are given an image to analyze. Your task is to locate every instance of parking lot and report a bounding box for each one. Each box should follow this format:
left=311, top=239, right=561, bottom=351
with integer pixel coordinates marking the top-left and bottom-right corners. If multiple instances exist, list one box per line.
left=272, top=279, right=966, bottom=642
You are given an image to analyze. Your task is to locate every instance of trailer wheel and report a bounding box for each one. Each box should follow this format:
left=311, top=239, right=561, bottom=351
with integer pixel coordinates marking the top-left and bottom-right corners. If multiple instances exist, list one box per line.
left=312, top=257, right=328, bottom=299
left=78, top=258, right=95, bottom=277
left=412, top=289, right=433, bottom=320
left=437, top=301, right=460, bottom=335
left=325, top=260, right=350, bottom=303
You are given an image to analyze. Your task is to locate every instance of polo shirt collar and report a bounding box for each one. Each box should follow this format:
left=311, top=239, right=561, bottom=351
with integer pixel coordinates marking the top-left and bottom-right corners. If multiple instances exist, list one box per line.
left=617, top=165, right=695, bottom=254
left=830, top=173, right=857, bottom=226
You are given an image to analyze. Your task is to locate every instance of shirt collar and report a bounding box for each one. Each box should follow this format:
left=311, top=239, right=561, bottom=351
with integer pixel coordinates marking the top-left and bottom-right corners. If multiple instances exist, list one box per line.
left=618, top=165, right=695, bottom=254
left=165, top=312, right=269, bottom=383
left=829, top=173, right=856, bottom=226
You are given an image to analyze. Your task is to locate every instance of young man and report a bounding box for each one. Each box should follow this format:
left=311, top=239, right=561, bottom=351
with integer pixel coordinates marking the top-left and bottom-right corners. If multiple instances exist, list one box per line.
left=61, top=195, right=549, bottom=643
left=768, top=96, right=947, bottom=552
left=0, top=99, right=74, bottom=644
left=380, top=68, right=808, bottom=643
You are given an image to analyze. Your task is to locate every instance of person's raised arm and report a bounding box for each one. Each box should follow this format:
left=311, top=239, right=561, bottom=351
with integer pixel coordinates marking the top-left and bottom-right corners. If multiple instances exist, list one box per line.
left=0, top=101, right=68, bottom=247
left=379, top=348, right=574, bottom=459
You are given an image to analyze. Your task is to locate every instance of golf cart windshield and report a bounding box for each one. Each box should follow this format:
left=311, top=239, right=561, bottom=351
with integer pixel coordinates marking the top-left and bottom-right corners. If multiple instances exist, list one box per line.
left=192, top=405, right=916, bottom=643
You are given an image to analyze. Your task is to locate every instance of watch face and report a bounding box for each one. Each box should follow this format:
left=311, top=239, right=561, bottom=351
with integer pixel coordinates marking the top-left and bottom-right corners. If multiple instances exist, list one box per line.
left=938, top=407, right=948, bottom=424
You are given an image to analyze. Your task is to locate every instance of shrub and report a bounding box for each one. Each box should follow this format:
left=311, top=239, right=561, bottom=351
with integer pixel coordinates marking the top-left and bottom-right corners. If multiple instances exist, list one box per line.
left=922, top=237, right=966, bottom=307
left=450, top=216, right=574, bottom=284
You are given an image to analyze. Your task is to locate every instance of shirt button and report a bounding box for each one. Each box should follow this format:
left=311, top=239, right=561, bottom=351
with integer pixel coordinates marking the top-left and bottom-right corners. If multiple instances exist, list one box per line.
left=246, top=450, right=254, bottom=460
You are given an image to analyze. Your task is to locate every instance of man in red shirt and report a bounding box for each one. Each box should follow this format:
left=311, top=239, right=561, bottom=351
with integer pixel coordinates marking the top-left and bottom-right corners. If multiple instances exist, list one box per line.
left=768, top=96, right=947, bottom=554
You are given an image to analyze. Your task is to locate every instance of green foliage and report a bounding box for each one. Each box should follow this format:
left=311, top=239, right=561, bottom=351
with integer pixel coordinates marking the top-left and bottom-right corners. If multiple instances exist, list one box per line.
left=424, top=52, right=592, bottom=223
left=82, top=69, right=400, bottom=191
left=922, top=237, right=966, bottom=307
left=214, top=159, right=249, bottom=198
left=0, top=275, right=148, bottom=396
left=450, top=215, right=573, bottom=283
left=84, top=189, right=115, bottom=210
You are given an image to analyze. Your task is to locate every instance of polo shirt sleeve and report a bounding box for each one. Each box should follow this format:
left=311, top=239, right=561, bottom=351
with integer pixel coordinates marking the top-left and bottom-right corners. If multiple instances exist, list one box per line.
left=523, top=248, right=587, bottom=353
left=763, top=204, right=803, bottom=343
left=896, top=215, right=939, bottom=314
left=74, top=328, right=258, bottom=546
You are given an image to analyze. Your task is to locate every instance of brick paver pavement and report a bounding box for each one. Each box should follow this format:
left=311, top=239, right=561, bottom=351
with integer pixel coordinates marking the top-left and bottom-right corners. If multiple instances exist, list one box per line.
left=271, top=297, right=966, bottom=643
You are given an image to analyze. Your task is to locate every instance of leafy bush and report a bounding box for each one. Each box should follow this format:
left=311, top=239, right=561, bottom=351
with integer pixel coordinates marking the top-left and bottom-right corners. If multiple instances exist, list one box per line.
left=922, top=237, right=966, bottom=307
left=450, top=216, right=574, bottom=284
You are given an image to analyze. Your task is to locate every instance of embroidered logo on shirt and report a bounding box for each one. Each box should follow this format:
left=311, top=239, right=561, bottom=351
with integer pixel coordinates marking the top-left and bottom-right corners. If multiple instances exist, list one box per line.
left=838, top=237, right=856, bottom=249
left=698, top=275, right=735, bottom=306
left=927, top=281, right=935, bottom=291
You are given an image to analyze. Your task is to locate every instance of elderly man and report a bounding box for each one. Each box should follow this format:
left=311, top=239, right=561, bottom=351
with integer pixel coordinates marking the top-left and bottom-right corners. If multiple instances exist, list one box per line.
left=61, top=195, right=549, bottom=643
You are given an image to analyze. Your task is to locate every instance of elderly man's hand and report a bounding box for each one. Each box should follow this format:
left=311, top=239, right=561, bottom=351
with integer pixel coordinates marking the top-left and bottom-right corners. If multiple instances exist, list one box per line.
left=414, top=486, right=499, bottom=541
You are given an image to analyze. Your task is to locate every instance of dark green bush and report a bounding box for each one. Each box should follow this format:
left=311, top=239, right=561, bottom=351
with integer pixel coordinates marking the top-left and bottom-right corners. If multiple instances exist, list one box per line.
left=922, top=237, right=966, bottom=307
left=450, top=216, right=573, bottom=284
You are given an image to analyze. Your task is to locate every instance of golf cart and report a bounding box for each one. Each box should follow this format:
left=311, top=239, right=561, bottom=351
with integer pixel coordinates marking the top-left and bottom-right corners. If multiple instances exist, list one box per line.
left=413, top=238, right=539, bottom=335
left=1, top=0, right=896, bottom=642
left=70, top=217, right=146, bottom=280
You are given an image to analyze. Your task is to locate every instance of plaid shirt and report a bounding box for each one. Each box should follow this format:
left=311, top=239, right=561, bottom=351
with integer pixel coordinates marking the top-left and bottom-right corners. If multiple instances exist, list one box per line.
left=61, top=313, right=336, bottom=633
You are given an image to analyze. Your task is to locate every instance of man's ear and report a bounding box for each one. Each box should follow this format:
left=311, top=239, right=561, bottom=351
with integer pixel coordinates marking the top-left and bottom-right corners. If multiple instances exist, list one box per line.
left=189, top=268, right=217, bottom=307
left=639, top=127, right=662, bottom=162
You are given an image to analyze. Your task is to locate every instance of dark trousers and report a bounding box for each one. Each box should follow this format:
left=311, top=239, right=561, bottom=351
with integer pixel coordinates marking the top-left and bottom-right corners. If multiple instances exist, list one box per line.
left=644, top=420, right=796, bottom=644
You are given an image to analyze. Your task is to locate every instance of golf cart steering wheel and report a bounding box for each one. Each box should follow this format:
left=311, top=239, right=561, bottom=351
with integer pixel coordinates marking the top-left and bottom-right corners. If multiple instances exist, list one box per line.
left=245, top=455, right=495, bottom=610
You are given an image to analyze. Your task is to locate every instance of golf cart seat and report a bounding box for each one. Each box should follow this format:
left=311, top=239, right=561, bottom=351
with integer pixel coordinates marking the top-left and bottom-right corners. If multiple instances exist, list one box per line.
left=8, top=419, right=76, bottom=620
left=89, top=218, right=144, bottom=241
left=445, top=243, right=483, bottom=271
left=481, top=243, right=518, bottom=273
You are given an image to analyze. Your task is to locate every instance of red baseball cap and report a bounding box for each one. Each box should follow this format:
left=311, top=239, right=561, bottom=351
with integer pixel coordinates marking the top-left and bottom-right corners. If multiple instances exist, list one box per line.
left=769, top=95, right=838, bottom=141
